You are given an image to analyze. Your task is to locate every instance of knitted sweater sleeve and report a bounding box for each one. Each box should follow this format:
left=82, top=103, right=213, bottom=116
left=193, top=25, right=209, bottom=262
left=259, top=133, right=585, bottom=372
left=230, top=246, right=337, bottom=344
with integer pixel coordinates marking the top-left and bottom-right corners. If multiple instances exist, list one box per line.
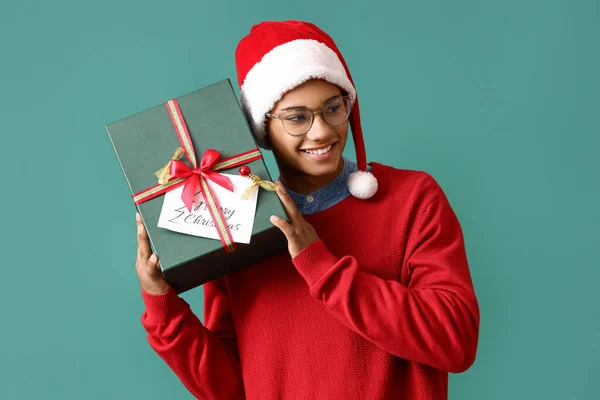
left=140, top=278, right=245, bottom=399
left=292, top=187, right=480, bottom=373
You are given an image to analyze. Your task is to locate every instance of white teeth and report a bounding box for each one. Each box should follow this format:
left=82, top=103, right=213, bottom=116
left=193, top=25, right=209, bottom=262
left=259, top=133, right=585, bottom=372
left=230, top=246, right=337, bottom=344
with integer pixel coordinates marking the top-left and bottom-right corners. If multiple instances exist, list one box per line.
left=303, top=144, right=332, bottom=155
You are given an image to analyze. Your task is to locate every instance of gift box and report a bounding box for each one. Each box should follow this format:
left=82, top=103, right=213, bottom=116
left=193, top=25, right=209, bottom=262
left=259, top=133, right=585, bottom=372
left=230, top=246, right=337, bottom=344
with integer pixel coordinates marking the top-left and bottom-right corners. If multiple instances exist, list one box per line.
left=106, top=79, right=288, bottom=294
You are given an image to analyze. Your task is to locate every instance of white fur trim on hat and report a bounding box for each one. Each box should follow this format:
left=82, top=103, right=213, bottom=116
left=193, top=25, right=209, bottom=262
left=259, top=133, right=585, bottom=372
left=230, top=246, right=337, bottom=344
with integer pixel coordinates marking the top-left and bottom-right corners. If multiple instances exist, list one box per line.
left=348, top=170, right=378, bottom=199
left=240, top=39, right=356, bottom=148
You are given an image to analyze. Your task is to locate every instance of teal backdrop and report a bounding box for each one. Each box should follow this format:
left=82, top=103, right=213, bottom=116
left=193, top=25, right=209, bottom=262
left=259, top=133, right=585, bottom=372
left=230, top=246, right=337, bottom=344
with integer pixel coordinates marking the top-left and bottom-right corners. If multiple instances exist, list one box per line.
left=1, top=0, right=598, bottom=399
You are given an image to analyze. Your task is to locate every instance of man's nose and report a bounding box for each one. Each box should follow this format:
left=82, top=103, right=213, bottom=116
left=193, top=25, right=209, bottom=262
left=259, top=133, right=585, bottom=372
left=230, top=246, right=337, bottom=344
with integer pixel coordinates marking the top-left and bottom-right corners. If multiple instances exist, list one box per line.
left=305, top=113, right=334, bottom=141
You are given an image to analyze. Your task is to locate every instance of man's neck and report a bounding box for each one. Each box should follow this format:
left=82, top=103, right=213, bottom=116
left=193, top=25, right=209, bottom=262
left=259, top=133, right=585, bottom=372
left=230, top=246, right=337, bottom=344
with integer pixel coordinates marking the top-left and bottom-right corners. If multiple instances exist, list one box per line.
left=278, top=158, right=344, bottom=194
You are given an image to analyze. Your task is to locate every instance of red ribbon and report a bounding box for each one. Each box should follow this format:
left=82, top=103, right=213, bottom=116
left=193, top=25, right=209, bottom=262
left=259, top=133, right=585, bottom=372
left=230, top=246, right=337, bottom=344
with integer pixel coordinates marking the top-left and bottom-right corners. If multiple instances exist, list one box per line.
left=170, top=149, right=235, bottom=212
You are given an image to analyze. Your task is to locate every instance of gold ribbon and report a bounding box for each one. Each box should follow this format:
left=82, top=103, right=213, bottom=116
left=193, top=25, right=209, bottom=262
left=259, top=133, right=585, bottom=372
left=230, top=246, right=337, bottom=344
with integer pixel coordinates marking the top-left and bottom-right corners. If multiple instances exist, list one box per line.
left=241, top=173, right=276, bottom=200
left=154, top=147, right=186, bottom=185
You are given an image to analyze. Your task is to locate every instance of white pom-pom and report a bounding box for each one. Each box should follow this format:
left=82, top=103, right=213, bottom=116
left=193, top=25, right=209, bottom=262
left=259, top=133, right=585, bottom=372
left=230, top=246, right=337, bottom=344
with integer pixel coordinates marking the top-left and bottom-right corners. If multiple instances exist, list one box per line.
left=348, top=171, right=378, bottom=199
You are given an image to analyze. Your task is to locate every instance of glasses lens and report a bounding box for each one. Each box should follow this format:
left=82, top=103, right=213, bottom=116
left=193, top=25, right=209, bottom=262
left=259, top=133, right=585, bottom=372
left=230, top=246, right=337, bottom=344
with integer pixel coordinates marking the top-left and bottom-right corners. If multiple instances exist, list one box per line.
left=323, top=97, right=351, bottom=126
left=281, top=110, right=312, bottom=136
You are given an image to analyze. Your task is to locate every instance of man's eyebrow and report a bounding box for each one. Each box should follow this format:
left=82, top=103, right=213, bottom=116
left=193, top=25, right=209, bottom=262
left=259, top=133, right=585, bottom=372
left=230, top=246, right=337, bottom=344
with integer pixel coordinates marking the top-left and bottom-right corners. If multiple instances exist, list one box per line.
left=278, top=95, right=341, bottom=112
left=279, top=105, right=308, bottom=112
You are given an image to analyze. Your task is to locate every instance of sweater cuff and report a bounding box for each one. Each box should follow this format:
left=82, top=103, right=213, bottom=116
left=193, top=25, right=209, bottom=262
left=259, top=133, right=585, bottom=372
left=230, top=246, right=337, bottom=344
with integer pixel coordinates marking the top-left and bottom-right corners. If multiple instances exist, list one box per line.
left=141, top=286, right=185, bottom=324
left=292, top=239, right=339, bottom=287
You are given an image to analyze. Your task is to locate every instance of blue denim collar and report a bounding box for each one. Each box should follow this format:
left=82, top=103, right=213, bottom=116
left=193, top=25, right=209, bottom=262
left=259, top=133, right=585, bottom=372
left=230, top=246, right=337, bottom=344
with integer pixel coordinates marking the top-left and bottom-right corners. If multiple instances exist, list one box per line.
left=281, top=157, right=358, bottom=215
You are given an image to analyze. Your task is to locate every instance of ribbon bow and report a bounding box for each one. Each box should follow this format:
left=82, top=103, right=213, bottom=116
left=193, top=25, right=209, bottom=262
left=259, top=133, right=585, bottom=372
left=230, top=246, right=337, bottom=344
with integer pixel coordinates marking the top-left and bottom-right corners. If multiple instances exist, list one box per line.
left=241, top=173, right=276, bottom=200
left=170, top=149, right=235, bottom=212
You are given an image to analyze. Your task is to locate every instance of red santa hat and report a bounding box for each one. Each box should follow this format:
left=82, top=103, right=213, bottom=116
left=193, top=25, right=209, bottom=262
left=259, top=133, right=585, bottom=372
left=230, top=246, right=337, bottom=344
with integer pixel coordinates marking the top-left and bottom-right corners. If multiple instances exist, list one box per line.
left=235, top=20, right=378, bottom=200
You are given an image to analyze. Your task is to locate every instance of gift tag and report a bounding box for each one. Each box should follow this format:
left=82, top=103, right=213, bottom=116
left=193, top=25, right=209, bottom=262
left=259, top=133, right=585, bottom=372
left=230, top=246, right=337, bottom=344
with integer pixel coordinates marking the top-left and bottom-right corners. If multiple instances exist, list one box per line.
left=157, top=173, right=258, bottom=244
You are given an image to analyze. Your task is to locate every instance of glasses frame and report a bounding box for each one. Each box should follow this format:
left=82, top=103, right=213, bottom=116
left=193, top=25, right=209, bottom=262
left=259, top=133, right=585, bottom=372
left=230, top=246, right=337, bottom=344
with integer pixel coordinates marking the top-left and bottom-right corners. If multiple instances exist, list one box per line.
left=265, top=95, right=353, bottom=137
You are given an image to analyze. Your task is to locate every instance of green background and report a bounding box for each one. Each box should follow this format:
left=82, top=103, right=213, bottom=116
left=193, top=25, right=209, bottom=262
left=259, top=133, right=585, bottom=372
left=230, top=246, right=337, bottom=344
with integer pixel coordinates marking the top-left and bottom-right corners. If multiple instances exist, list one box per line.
left=1, top=0, right=598, bottom=399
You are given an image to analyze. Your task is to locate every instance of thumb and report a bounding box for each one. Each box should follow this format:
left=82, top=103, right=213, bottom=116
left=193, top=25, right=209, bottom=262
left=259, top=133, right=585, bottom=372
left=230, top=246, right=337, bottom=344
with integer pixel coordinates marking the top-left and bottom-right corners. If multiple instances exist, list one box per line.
left=146, top=254, right=162, bottom=278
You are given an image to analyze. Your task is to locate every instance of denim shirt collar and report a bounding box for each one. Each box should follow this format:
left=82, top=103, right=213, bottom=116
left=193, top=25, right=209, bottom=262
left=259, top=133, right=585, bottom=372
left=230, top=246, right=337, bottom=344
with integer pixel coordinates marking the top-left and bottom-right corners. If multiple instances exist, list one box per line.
left=282, top=157, right=358, bottom=215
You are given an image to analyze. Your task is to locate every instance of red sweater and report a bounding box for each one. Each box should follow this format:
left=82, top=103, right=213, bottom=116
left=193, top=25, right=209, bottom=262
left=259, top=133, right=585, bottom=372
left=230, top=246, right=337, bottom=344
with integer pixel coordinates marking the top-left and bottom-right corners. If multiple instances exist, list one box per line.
left=141, top=162, right=480, bottom=400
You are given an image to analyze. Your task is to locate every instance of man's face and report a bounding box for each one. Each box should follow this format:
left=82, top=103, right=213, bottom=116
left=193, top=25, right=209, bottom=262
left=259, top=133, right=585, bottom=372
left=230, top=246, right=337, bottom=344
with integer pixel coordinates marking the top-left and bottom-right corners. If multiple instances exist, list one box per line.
left=266, top=79, right=349, bottom=179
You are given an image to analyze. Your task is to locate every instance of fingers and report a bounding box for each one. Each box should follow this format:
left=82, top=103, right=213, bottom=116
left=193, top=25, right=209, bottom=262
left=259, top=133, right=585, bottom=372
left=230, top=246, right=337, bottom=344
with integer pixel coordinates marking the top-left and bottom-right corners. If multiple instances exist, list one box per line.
left=274, top=181, right=301, bottom=222
left=136, top=212, right=159, bottom=276
left=270, top=215, right=294, bottom=238
left=136, top=212, right=151, bottom=260
left=135, top=213, right=167, bottom=293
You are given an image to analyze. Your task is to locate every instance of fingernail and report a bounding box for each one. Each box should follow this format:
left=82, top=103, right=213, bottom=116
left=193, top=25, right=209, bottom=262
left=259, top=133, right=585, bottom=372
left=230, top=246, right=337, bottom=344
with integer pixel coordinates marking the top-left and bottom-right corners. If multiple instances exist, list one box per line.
left=136, top=212, right=140, bottom=222
left=149, top=254, right=157, bottom=263
left=137, top=224, right=143, bottom=234
left=270, top=215, right=278, bottom=223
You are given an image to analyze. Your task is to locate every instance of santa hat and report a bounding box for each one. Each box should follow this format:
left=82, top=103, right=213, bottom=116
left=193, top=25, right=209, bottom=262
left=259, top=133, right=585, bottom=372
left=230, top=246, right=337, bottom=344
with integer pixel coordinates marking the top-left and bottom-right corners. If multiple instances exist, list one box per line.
left=235, top=20, right=378, bottom=200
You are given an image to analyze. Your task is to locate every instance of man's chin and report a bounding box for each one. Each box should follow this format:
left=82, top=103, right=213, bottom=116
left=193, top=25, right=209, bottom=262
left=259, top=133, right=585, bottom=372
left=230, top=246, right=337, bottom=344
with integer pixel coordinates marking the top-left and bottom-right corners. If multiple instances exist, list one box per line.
left=300, top=160, right=342, bottom=177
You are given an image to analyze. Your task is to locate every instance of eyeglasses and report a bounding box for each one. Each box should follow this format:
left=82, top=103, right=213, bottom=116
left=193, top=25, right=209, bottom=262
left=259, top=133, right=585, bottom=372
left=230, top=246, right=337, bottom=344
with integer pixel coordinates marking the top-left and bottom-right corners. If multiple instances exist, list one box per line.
left=266, top=95, right=352, bottom=137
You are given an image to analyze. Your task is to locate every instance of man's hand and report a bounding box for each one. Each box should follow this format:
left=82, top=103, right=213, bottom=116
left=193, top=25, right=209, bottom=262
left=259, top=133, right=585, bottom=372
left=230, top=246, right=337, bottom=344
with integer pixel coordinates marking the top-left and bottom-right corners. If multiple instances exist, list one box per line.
left=270, top=181, right=320, bottom=258
left=135, top=212, right=171, bottom=295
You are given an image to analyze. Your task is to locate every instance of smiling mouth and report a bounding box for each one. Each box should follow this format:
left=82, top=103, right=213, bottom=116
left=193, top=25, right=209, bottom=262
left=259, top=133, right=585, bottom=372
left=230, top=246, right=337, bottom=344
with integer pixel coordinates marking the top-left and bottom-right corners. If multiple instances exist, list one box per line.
left=301, top=143, right=334, bottom=155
